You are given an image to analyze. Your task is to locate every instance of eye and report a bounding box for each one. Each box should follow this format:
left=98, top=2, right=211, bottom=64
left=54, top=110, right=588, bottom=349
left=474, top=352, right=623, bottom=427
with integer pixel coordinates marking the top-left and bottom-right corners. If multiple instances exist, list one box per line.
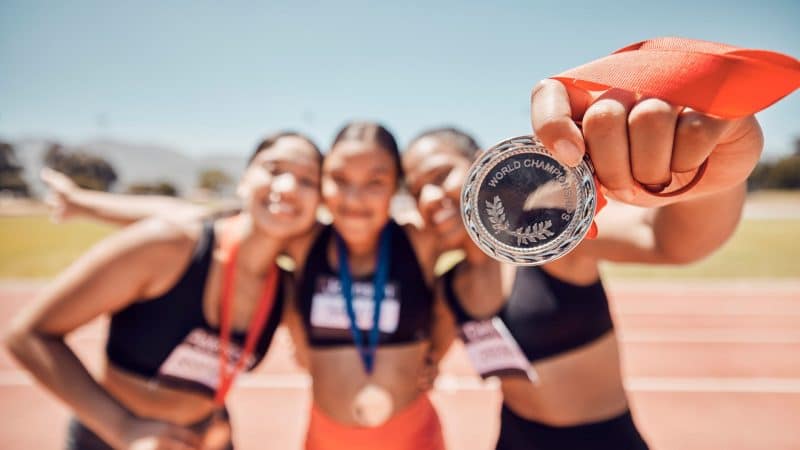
left=432, top=169, right=449, bottom=186
left=299, top=176, right=319, bottom=188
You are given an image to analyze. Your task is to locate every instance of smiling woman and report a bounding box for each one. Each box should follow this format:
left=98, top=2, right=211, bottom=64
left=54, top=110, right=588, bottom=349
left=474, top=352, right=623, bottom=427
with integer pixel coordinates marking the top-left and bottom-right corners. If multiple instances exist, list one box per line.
left=4, top=131, right=322, bottom=450
left=283, top=121, right=451, bottom=450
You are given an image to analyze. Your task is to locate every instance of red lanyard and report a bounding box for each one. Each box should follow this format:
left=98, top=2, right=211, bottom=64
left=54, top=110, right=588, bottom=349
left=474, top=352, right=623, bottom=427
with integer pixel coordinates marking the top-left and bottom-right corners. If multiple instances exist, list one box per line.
left=552, top=37, right=799, bottom=119
left=214, top=217, right=279, bottom=406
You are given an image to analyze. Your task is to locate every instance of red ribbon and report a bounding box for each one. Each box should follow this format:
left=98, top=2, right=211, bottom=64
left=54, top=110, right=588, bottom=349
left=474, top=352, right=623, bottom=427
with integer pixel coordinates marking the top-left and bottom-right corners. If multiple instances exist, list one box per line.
left=214, top=216, right=279, bottom=406
left=553, top=37, right=800, bottom=119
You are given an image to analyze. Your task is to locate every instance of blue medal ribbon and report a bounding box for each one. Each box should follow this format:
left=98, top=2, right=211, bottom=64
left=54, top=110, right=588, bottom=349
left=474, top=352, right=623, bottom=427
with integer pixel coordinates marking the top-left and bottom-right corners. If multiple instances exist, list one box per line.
left=336, top=225, right=392, bottom=375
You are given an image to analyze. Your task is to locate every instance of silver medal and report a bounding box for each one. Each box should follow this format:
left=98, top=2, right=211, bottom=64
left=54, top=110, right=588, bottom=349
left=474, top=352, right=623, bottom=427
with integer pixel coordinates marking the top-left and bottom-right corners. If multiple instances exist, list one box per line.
left=461, top=135, right=596, bottom=266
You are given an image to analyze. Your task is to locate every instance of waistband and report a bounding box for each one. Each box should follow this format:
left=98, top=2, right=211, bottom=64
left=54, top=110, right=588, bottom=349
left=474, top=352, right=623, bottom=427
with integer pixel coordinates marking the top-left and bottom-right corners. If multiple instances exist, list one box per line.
left=496, top=404, right=649, bottom=450
left=305, top=394, right=445, bottom=450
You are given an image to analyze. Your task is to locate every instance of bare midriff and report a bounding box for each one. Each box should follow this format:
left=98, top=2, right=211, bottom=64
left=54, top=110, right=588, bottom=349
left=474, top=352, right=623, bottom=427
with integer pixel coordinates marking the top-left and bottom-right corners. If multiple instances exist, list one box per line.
left=500, top=331, right=629, bottom=426
left=309, top=342, right=429, bottom=425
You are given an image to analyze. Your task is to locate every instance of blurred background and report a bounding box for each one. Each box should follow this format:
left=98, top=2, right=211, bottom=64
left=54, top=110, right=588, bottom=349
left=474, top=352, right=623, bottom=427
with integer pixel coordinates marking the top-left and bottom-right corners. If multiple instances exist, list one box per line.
left=1, top=1, right=798, bottom=449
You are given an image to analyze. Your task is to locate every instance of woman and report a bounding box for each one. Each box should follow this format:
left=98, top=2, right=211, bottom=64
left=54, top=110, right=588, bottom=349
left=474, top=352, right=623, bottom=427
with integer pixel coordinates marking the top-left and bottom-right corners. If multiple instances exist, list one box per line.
left=402, top=80, right=762, bottom=450
left=5, top=132, right=323, bottom=449
left=282, top=121, right=452, bottom=450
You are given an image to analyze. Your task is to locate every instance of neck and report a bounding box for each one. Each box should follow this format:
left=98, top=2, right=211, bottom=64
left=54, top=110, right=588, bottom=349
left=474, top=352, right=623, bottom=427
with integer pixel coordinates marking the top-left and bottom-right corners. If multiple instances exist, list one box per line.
left=224, top=214, right=281, bottom=275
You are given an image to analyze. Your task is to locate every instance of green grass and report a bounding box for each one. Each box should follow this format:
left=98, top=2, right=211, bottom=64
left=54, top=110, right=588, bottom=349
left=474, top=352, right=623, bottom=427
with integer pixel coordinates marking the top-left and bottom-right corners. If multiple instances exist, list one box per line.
left=0, top=215, right=797, bottom=280
left=0, top=216, right=115, bottom=279
left=601, top=219, right=800, bottom=279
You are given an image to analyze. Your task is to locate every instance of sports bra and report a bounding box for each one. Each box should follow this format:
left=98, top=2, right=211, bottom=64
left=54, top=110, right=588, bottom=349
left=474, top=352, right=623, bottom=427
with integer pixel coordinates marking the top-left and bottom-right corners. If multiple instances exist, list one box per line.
left=297, top=221, right=433, bottom=348
left=443, top=263, right=613, bottom=362
left=105, top=221, right=285, bottom=394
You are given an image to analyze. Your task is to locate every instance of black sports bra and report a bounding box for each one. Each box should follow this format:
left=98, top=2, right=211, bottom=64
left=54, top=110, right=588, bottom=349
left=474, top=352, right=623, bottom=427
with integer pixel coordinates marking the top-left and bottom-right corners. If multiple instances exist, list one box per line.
left=105, top=221, right=285, bottom=393
left=444, top=263, right=613, bottom=362
left=297, top=221, right=433, bottom=348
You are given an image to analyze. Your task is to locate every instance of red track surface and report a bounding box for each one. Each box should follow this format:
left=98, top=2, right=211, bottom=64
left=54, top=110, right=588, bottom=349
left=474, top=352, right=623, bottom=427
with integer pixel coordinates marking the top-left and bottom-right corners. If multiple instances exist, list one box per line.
left=1, top=280, right=798, bottom=449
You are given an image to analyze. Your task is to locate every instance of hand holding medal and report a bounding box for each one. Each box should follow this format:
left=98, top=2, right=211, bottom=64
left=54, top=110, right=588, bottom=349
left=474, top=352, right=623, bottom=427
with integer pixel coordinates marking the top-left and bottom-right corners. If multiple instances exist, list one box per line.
left=462, top=37, right=800, bottom=265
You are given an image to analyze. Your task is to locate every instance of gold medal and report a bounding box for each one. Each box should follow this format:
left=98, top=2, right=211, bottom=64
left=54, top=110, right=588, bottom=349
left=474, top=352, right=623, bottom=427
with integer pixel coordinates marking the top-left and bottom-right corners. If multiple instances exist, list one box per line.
left=351, top=383, right=394, bottom=427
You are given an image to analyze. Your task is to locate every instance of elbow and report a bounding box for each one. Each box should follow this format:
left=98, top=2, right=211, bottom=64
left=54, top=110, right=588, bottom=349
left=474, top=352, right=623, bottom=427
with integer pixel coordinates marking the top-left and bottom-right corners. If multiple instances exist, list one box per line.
left=3, top=326, right=33, bottom=360
left=3, top=323, right=61, bottom=362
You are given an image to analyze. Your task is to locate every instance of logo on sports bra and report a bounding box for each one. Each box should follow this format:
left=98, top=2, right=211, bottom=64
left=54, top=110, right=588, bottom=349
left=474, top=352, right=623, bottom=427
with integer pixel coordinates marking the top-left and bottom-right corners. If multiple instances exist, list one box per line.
left=310, top=276, right=400, bottom=340
left=156, top=328, right=256, bottom=394
left=461, top=318, right=538, bottom=382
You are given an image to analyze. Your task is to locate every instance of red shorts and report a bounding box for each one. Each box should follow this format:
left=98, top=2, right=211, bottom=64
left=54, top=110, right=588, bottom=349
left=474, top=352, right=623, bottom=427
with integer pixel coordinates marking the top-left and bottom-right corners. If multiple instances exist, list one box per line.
left=305, top=394, right=445, bottom=450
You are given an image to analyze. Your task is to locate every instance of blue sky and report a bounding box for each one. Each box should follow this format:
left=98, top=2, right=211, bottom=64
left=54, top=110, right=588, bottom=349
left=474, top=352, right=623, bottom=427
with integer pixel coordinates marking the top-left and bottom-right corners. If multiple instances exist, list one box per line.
left=1, top=0, right=798, bottom=159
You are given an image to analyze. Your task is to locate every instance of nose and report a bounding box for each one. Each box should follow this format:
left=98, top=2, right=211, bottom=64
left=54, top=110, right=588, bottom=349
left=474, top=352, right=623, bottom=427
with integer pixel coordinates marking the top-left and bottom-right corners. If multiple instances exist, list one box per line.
left=270, top=173, right=298, bottom=199
left=418, top=184, right=445, bottom=210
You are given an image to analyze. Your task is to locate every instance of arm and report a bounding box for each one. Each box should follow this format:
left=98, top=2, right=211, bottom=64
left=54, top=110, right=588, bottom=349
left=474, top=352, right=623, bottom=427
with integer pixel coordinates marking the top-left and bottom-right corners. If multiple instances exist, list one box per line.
left=583, top=184, right=745, bottom=264
left=41, top=167, right=212, bottom=226
left=4, top=219, right=200, bottom=449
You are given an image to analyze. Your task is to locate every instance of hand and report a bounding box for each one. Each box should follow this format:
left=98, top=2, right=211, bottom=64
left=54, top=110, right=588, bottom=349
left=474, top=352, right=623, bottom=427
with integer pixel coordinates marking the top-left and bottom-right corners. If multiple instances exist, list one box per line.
left=417, top=354, right=439, bottom=392
left=40, top=167, right=84, bottom=222
left=530, top=79, right=763, bottom=207
left=119, top=417, right=202, bottom=450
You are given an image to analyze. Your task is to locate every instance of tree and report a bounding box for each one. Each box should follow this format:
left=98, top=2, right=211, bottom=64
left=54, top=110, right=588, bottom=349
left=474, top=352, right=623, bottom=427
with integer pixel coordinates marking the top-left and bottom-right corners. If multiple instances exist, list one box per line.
left=125, top=181, right=179, bottom=196
left=44, top=143, right=118, bottom=191
left=197, top=168, right=233, bottom=194
left=765, top=155, right=800, bottom=189
left=0, top=141, right=31, bottom=197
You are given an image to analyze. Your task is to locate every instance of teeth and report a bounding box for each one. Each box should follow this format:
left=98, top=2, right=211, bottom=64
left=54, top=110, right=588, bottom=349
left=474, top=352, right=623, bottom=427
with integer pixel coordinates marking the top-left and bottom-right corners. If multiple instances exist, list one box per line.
left=267, top=202, right=297, bottom=215
left=432, top=207, right=456, bottom=225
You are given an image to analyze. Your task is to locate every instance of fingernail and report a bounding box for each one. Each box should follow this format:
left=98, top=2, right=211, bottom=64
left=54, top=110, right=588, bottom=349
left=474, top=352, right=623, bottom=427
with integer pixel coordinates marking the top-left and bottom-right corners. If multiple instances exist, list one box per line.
left=553, top=139, right=582, bottom=167
left=642, top=182, right=670, bottom=193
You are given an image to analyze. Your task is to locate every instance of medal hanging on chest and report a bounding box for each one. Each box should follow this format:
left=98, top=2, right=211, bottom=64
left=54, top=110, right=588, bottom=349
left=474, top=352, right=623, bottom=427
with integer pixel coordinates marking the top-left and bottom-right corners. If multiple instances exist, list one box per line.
left=336, top=225, right=394, bottom=427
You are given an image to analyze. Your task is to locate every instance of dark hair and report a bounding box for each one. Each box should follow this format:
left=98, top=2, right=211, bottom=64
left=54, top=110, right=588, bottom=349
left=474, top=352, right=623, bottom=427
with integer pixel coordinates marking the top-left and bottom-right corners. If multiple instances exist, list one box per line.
left=247, top=131, right=322, bottom=165
left=408, top=126, right=481, bottom=161
left=331, top=121, right=404, bottom=184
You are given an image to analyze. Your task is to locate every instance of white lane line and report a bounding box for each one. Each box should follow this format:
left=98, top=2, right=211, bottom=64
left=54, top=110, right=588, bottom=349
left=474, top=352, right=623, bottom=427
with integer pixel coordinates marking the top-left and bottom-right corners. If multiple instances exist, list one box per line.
left=625, top=377, right=800, bottom=394
left=2, top=371, right=800, bottom=394
left=618, top=332, right=800, bottom=344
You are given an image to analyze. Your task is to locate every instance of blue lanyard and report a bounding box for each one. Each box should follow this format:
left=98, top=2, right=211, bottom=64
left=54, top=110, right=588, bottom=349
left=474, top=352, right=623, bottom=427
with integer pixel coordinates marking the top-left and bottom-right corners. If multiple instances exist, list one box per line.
left=335, top=225, right=392, bottom=375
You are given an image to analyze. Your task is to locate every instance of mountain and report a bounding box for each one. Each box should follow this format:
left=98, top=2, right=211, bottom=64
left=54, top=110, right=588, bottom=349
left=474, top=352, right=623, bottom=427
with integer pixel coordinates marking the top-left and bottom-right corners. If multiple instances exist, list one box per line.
left=7, top=137, right=247, bottom=198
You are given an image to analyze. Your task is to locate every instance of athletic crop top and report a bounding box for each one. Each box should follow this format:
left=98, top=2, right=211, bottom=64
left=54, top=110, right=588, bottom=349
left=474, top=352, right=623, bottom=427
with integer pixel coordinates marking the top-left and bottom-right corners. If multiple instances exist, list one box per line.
left=297, top=221, right=433, bottom=348
left=443, top=263, right=613, bottom=362
left=105, top=221, right=284, bottom=393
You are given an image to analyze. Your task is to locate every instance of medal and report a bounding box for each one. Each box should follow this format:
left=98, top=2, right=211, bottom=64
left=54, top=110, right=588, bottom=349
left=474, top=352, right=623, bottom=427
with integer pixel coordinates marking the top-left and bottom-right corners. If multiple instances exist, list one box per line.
left=336, top=225, right=394, bottom=426
left=461, top=135, right=596, bottom=266
left=351, top=382, right=395, bottom=427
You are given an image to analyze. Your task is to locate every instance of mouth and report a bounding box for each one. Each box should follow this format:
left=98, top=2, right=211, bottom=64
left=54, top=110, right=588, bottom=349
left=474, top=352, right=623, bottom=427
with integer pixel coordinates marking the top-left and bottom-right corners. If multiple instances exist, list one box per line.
left=264, top=198, right=299, bottom=217
left=338, top=207, right=372, bottom=220
left=432, top=207, right=457, bottom=226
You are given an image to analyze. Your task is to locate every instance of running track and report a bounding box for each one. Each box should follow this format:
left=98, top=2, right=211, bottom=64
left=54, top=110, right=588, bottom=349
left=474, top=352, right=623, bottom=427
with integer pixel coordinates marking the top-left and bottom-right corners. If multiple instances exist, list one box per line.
left=0, top=280, right=798, bottom=449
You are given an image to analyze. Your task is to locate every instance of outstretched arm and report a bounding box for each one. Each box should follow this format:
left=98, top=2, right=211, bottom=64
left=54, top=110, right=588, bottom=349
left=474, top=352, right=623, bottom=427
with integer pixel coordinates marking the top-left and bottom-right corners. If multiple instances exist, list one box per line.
left=42, top=167, right=213, bottom=226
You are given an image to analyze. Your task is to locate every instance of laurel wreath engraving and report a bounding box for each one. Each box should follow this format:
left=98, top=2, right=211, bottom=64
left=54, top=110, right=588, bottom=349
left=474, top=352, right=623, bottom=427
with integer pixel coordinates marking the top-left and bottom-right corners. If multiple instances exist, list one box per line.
left=485, top=196, right=554, bottom=245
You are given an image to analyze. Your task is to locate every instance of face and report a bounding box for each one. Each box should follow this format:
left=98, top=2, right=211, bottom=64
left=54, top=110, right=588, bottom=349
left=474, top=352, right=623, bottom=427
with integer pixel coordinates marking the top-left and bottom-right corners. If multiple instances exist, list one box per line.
left=403, top=136, right=473, bottom=251
left=238, top=136, right=321, bottom=238
left=322, top=139, right=398, bottom=247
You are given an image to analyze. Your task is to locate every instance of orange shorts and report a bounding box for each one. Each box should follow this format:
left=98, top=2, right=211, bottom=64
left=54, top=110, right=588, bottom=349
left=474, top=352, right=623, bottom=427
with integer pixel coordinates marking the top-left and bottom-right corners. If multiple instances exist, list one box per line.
left=305, top=394, right=445, bottom=450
